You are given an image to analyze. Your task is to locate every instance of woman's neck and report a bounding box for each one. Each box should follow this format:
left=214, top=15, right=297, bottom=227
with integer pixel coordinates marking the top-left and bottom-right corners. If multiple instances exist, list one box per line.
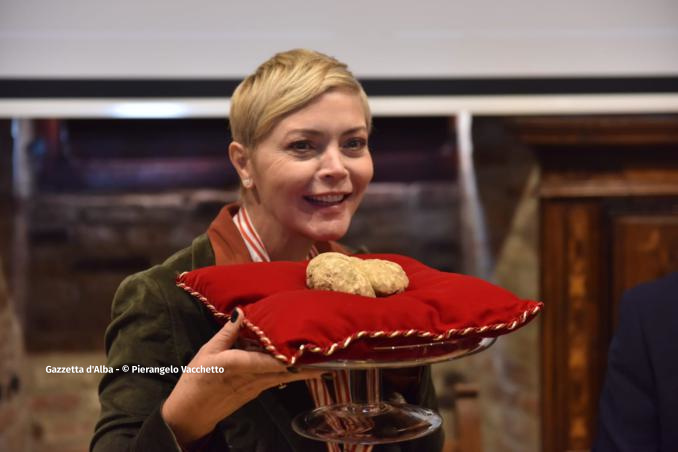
left=241, top=201, right=313, bottom=262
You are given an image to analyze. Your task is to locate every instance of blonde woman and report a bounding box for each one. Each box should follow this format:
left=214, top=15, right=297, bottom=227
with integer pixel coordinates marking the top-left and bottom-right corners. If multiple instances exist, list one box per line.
left=92, top=49, right=442, bottom=452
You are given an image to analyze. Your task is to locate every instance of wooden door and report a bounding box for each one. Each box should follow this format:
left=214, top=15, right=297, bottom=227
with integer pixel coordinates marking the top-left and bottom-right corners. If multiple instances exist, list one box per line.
left=511, top=115, right=678, bottom=452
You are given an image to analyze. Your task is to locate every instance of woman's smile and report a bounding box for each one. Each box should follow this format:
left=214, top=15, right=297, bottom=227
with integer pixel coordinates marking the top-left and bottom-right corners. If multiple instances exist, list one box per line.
left=303, top=192, right=352, bottom=207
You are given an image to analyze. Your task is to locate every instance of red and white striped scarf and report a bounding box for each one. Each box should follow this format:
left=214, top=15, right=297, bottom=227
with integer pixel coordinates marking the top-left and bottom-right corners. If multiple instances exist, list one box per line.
left=232, top=206, right=373, bottom=452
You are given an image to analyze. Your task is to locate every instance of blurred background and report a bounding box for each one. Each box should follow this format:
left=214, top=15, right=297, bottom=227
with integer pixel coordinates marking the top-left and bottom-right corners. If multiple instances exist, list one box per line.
left=1, top=1, right=677, bottom=451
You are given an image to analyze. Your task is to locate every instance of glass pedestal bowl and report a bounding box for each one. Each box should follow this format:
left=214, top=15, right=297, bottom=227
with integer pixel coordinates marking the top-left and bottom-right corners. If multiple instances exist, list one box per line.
left=291, top=337, right=495, bottom=446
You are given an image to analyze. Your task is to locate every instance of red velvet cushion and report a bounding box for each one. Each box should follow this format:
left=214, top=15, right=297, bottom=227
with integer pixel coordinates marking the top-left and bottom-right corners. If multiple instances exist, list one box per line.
left=176, top=254, right=542, bottom=365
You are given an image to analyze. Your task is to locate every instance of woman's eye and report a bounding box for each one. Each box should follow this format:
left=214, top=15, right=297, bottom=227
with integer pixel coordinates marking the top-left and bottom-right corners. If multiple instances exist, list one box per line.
left=344, top=138, right=367, bottom=151
left=288, top=141, right=313, bottom=151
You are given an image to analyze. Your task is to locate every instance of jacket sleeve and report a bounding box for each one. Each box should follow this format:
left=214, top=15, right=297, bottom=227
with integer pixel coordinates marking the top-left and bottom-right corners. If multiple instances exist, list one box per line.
left=592, top=288, right=658, bottom=452
left=90, top=270, right=184, bottom=452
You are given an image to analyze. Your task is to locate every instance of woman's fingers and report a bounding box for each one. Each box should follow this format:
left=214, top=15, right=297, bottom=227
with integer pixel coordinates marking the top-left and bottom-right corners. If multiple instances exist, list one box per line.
left=201, top=308, right=243, bottom=353
left=214, top=349, right=324, bottom=380
left=250, top=370, right=326, bottom=391
left=212, top=348, right=285, bottom=372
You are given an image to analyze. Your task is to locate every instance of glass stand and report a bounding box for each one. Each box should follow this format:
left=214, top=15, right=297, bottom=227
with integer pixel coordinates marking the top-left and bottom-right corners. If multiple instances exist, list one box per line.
left=292, top=337, right=495, bottom=445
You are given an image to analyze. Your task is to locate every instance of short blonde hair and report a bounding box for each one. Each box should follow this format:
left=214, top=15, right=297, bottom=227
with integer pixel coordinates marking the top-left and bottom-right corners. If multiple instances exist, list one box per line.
left=229, top=49, right=371, bottom=149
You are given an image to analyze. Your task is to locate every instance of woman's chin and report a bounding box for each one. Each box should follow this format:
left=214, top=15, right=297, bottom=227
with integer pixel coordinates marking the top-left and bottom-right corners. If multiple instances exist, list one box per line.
left=303, top=223, right=350, bottom=243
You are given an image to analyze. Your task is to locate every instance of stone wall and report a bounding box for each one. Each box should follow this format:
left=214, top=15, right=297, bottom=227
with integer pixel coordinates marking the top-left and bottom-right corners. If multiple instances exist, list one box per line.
left=481, top=168, right=540, bottom=452
left=0, top=256, right=31, bottom=452
left=462, top=118, right=540, bottom=452
left=424, top=118, right=540, bottom=452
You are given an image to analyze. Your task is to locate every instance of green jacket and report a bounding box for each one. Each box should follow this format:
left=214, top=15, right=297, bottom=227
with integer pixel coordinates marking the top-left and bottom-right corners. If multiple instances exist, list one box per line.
left=91, top=233, right=443, bottom=452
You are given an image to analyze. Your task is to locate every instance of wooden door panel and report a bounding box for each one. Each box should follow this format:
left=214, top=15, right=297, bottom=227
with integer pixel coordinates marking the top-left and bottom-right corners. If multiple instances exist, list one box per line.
left=612, top=214, right=678, bottom=319
left=541, top=200, right=606, bottom=452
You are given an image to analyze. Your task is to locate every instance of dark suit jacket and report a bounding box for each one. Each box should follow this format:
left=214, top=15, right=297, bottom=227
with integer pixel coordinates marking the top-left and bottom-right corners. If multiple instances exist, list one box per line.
left=593, top=272, right=678, bottom=452
left=91, top=207, right=443, bottom=452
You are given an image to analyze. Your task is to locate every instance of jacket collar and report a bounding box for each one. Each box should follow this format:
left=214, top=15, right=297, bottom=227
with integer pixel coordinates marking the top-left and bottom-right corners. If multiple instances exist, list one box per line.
left=207, top=202, right=252, bottom=266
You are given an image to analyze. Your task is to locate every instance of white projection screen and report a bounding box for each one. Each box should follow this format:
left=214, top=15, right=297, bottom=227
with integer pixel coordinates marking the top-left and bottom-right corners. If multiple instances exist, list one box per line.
left=1, top=0, right=678, bottom=79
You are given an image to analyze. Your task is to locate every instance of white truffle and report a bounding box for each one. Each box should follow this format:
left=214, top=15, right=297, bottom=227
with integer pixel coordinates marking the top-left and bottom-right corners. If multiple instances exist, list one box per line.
left=355, top=258, right=409, bottom=296
left=306, top=252, right=408, bottom=297
left=306, top=252, right=375, bottom=297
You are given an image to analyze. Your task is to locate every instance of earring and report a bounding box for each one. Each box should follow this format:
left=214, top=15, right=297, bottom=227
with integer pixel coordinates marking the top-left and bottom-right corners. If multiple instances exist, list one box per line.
left=242, top=178, right=253, bottom=188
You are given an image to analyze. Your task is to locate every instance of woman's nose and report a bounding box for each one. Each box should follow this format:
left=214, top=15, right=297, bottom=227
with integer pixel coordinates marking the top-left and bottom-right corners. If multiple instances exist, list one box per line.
left=318, top=146, right=349, bottom=180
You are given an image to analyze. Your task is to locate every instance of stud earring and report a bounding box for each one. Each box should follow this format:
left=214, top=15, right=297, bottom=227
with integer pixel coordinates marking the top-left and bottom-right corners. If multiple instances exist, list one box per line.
left=242, top=178, right=253, bottom=188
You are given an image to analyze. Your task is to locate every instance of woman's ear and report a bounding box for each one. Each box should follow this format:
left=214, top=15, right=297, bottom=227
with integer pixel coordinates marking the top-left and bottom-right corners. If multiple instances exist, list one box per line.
left=228, top=141, right=253, bottom=187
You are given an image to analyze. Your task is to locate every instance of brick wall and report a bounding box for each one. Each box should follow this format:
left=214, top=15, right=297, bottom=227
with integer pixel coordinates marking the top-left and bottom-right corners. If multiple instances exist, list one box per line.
left=345, top=182, right=460, bottom=271
left=23, top=190, right=234, bottom=351
left=26, top=352, right=106, bottom=452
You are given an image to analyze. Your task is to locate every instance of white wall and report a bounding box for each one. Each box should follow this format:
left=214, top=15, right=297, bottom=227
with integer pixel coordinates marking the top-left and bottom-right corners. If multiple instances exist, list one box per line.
left=1, top=0, right=677, bottom=79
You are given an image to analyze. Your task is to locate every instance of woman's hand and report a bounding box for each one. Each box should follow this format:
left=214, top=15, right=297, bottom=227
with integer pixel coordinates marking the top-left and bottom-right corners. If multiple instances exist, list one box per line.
left=161, top=308, right=322, bottom=448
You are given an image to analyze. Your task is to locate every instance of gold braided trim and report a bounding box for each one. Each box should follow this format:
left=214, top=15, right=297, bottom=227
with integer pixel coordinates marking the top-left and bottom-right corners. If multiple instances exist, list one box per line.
left=176, top=281, right=232, bottom=322
left=176, top=278, right=542, bottom=366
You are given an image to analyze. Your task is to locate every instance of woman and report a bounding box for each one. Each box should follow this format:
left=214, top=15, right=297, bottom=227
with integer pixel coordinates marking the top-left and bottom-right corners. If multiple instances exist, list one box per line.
left=91, top=49, right=442, bottom=452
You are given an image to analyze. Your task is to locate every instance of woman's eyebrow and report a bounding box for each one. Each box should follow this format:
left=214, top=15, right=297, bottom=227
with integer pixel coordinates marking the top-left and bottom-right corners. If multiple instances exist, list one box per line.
left=283, top=128, right=324, bottom=138
left=283, top=126, right=367, bottom=139
left=341, top=126, right=368, bottom=136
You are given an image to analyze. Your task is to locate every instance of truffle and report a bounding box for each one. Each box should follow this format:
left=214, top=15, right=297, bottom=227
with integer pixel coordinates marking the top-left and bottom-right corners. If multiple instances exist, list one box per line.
left=306, top=252, right=409, bottom=297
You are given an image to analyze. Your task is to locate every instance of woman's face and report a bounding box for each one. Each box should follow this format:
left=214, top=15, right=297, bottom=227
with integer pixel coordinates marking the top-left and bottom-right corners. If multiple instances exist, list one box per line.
left=243, top=89, right=373, bottom=244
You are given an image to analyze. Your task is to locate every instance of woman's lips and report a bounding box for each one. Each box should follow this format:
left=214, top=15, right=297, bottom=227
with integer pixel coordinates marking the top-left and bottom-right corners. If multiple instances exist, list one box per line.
left=303, top=193, right=350, bottom=206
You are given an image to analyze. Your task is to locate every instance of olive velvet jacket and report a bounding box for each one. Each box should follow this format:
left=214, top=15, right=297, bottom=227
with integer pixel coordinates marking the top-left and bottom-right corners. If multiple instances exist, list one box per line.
left=91, top=207, right=443, bottom=452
